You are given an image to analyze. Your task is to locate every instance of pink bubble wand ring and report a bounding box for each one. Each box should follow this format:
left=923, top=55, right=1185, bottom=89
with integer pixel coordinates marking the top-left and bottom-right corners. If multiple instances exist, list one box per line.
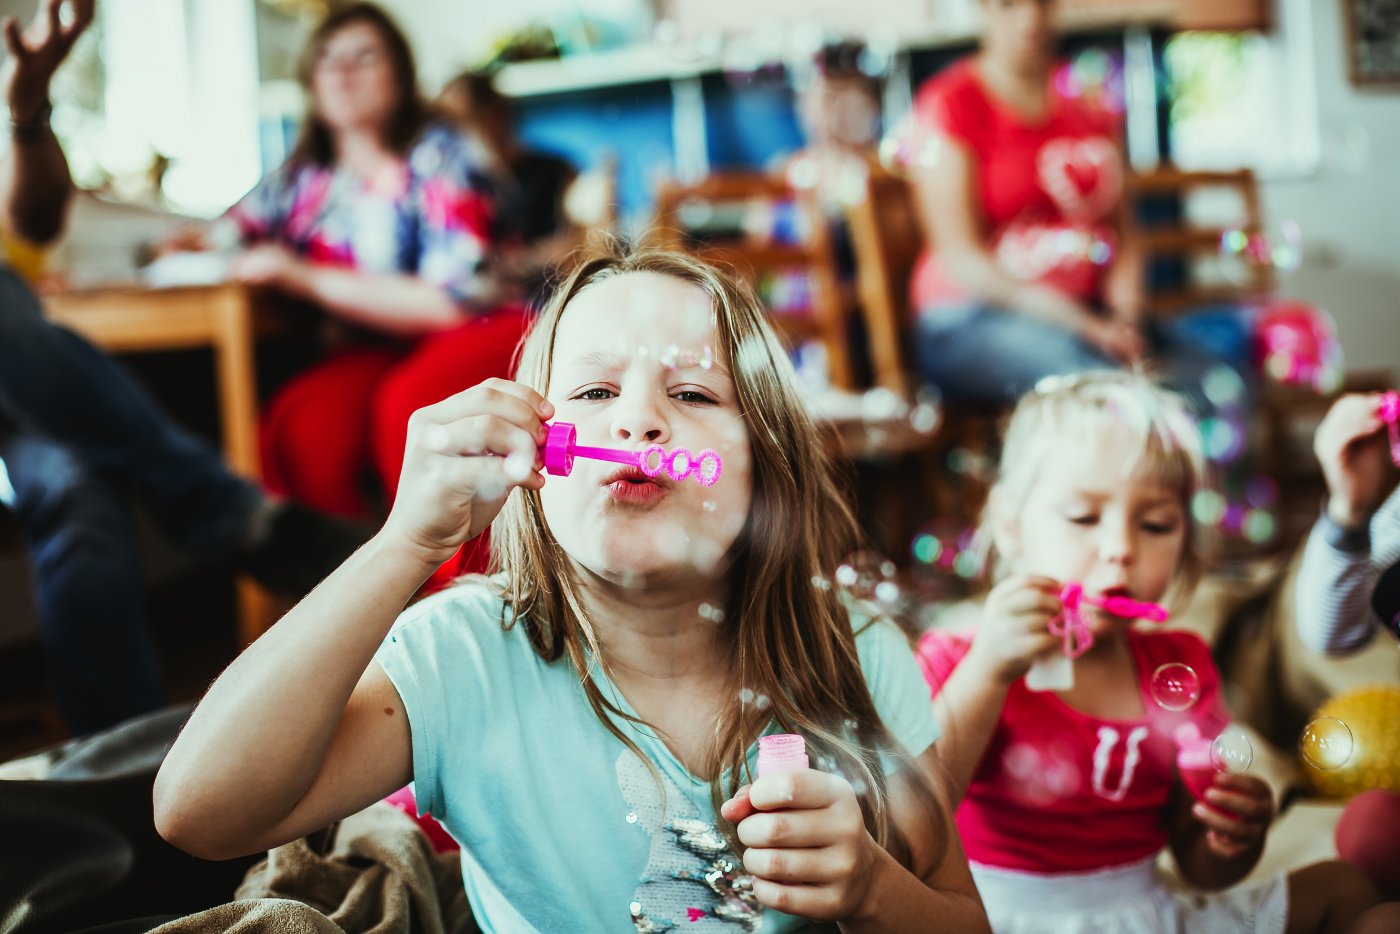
left=1378, top=391, right=1400, bottom=467
left=1026, top=583, right=1170, bottom=692
left=540, top=422, right=723, bottom=486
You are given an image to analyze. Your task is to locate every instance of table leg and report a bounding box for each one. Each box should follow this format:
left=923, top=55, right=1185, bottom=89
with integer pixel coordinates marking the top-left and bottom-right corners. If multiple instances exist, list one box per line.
left=213, top=288, right=278, bottom=646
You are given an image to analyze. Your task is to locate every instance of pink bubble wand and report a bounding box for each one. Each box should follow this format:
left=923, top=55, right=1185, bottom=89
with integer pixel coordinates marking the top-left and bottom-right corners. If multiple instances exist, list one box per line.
left=1026, top=583, right=1170, bottom=692
left=540, top=421, right=723, bottom=486
left=1378, top=391, right=1400, bottom=468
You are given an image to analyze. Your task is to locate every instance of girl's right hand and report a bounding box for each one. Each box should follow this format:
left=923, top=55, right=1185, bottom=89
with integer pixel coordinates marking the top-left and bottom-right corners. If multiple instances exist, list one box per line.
left=967, top=575, right=1064, bottom=685
left=381, top=378, right=554, bottom=567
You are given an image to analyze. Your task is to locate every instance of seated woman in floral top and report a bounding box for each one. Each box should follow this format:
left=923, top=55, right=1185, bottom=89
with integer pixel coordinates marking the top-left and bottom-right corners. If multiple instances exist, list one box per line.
left=222, top=3, right=528, bottom=585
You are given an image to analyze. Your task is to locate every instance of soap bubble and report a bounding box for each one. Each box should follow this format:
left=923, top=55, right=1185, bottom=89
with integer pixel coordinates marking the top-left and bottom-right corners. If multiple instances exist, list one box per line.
left=1210, top=728, right=1254, bottom=773
left=1241, top=508, right=1276, bottom=544
left=834, top=551, right=898, bottom=602
left=811, top=574, right=832, bottom=591
left=1150, top=662, right=1202, bottom=712
left=698, top=603, right=726, bottom=623
left=1300, top=717, right=1354, bottom=770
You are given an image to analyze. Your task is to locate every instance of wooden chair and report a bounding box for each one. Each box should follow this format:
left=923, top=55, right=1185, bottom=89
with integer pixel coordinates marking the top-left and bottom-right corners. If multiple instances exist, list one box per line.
left=846, top=167, right=923, bottom=395
left=652, top=171, right=856, bottom=389
left=1129, top=164, right=1338, bottom=539
left=1129, top=166, right=1275, bottom=314
left=844, top=165, right=1005, bottom=526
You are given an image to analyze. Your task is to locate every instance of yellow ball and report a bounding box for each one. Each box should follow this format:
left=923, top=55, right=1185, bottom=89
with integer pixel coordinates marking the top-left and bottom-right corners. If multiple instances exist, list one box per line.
left=1300, top=684, right=1400, bottom=800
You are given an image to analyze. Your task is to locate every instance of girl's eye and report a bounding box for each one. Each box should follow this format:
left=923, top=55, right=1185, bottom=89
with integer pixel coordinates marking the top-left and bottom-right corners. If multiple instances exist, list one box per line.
left=1068, top=514, right=1098, bottom=526
left=1142, top=521, right=1179, bottom=535
left=574, top=388, right=615, bottom=401
left=672, top=390, right=717, bottom=404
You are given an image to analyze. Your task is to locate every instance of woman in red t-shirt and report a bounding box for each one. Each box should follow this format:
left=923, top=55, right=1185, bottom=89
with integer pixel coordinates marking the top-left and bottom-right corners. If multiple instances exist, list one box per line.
left=905, top=0, right=1234, bottom=408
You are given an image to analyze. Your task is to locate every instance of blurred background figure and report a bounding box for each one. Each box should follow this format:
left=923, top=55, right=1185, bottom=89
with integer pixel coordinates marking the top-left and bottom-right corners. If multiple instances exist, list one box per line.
left=903, top=0, right=1245, bottom=417
left=438, top=68, right=582, bottom=300
left=0, top=0, right=364, bottom=736
left=167, top=3, right=530, bottom=587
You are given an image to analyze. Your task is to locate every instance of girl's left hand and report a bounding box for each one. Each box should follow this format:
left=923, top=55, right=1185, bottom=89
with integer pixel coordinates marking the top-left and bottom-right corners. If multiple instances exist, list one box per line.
left=229, top=244, right=309, bottom=295
left=1193, top=772, right=1274, bottom=860
left=720, top=771, right=878, bottom=921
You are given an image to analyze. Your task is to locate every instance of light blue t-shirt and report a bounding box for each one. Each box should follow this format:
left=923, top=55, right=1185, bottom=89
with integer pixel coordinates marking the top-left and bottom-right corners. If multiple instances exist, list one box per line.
left=375, top=582, right=940, bottom=933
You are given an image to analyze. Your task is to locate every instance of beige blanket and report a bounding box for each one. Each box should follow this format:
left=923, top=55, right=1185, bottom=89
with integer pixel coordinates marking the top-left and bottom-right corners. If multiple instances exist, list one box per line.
left=150, top=802, right=474, bottom=934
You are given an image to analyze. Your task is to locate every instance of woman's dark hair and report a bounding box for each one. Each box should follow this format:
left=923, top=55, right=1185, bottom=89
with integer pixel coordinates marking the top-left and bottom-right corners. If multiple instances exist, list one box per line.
left=290, top=2, right=431, bottom=167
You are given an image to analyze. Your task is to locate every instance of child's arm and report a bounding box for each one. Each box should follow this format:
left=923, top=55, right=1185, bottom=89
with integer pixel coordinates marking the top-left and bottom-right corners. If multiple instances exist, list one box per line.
left=154, top=379, right=553, bottom=859
left=720, top=746, right=990, bottom=932
left=929, top=575, right=1062, bottom=804
left=1167, top=771, right=1273, bottom=890
left=1296, top=394, right=1397, bottom=655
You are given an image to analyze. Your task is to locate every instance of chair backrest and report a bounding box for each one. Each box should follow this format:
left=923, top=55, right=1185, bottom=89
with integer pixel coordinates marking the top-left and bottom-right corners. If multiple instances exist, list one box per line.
left=845, top=167, right=924, bottom=393
left=651, top=171, right=855, bottom=389
left=1129, top=166, right=1274, bottom=315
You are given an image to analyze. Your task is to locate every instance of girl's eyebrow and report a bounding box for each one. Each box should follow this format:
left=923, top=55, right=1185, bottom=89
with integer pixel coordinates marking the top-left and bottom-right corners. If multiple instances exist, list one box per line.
left=565, top=350, right=733, bottom=380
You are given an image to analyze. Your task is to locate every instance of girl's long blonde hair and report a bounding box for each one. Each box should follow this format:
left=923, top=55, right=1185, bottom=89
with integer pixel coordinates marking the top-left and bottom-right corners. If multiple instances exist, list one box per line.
left=490, top=243, right=948, bottom=869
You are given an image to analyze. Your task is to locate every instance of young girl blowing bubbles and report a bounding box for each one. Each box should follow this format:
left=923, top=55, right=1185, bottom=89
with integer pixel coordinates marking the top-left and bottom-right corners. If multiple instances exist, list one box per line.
left=154, top=246, right=986, bottom=933
left=917, top=371, right=1389, bottom=933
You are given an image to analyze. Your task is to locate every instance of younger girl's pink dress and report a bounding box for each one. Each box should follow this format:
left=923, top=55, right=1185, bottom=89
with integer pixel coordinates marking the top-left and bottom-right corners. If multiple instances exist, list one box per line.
left=919, top=627, right=1289, bottom=933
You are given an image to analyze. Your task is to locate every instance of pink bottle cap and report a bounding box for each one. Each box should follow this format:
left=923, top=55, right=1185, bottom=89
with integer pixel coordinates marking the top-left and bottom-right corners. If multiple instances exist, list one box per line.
left=757, top=734, right=808, bottom=777
left=543, top=421, right=577, bottom=476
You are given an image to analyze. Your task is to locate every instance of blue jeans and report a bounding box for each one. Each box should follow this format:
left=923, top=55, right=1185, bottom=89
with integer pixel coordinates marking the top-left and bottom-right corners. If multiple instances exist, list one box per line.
left=913, top=303, right=1254, bottom=418
left=0, top=268, right=261, bottom=734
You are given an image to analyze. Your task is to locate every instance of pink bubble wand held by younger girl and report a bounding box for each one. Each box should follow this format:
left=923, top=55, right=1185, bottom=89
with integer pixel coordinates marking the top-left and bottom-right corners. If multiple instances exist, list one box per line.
left=1025, top=582, right=1170, bottom=692
left=540, top=421, right=723, bottom=486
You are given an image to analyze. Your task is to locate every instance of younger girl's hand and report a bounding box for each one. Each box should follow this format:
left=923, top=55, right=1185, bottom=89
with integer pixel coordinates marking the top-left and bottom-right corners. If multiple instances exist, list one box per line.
left=967, top=575, right=1064, bottom=685
left=720, top=771, right=878, bottom=921
left=1194, top=772, right=1273, bottom=860
left=381, top=379, right=554, bottom=567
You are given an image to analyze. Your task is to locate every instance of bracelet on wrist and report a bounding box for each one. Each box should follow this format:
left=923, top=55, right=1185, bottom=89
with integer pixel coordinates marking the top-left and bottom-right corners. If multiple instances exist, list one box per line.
left=10, top=103, right=52, bottom=144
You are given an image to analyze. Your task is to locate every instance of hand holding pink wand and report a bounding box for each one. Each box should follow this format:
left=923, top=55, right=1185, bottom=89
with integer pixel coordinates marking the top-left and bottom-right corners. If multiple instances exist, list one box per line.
left=1027, top=583, right=1170, bottom=691
left=540, top=422, right=723, bottom=486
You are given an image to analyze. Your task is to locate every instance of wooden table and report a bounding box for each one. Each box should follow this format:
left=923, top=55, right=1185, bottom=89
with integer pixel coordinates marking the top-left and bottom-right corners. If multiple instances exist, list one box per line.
left=45, top=282, right=276, bottom=645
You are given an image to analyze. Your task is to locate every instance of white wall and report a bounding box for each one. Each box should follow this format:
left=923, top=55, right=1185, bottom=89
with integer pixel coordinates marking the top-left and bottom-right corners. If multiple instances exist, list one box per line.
left=1260, top=1, right=1400, bottom=379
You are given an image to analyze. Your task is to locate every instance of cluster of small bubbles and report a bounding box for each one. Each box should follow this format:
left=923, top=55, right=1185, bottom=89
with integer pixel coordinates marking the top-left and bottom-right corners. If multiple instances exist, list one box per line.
left=1198, top=415, right=1247, bottom=464
left=811, top=574, right=833, bottom=591
left=909, top=385, right=943, bottom=435
left=699, top=603, right=726, bottom=623
left=860, top=387, right=907, bottom=424
left=1219, top=221, right=1303, bottom=276
left=1299, top=716, right=1355, bottom=770
left=699, top=344, right=716, bottom=371
left=835, top=551, right=899, bottom=602
left=753, top=693, right=771, bottom=712
left=946, top=447, right=995, bottom=480
left=1192, top=485, right=1279, bottom=545
left=702, top=500, right=718, bottom=512
left=877, top=113, right=944, bottom=175
left=659, top=343, right=681, bottom=369
left=910, top=522, right=982, bottom=580
left=849, top=777, right=869, bottom=796
left=1054, top=47, right=1125, bottom=112
left=1150, top=662, right=1201, bottom=712
left=1210, top=728, right=1255, bottom=774
left=737, top=687, right=755, bottom=705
